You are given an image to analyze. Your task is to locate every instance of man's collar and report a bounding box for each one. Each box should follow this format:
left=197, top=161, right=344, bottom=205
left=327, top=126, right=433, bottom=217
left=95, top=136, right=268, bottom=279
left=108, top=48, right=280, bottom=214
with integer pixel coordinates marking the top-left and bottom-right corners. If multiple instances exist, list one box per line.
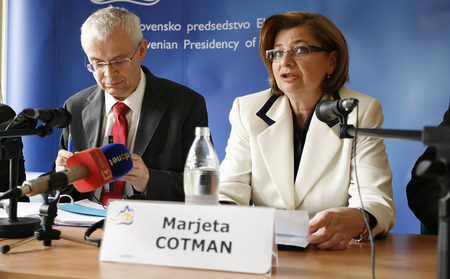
left=105, top=68, right=146, bottom=115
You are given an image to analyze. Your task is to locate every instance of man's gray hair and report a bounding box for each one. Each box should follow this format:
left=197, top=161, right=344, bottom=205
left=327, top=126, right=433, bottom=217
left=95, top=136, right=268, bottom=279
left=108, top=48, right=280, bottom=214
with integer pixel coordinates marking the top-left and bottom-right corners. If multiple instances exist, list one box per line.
left=81, top=6, right=143, bottom=48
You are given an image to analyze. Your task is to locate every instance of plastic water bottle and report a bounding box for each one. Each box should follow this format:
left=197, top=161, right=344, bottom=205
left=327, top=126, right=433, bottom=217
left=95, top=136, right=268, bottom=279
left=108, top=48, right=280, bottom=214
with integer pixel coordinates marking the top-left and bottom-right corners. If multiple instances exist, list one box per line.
left=184, top=127, right=220, bottom=205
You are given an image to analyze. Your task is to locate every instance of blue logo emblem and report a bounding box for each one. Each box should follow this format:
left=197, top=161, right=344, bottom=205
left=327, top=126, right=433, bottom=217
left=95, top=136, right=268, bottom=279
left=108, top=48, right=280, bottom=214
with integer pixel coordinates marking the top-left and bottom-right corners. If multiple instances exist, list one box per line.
left=90, top=0, right=160, bottom=6
left=110, top=205, right=134, bottom=225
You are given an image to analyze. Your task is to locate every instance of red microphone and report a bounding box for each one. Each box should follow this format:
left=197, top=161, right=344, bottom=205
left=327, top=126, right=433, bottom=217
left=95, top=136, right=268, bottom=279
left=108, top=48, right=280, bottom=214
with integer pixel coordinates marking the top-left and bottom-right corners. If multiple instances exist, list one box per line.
left=67, top=143, right=133, bottom=193
left=0, top=143, right=132, bottom=200
left=66, top=148, right=112, bottom=192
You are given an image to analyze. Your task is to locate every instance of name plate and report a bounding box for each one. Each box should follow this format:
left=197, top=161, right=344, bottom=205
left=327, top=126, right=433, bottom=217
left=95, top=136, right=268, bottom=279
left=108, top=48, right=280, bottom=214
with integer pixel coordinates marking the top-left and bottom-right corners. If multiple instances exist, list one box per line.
left=99, top=200, right=276, bottom=274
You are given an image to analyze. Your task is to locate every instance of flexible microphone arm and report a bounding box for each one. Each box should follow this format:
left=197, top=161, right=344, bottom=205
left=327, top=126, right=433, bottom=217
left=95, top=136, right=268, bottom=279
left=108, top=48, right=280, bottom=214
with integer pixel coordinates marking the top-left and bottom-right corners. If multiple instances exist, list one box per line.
left=340, top=125, right=422, bottom=141
left=0, top=125, right=53, bottom=138
left=324, top=102, right=449, bottom=279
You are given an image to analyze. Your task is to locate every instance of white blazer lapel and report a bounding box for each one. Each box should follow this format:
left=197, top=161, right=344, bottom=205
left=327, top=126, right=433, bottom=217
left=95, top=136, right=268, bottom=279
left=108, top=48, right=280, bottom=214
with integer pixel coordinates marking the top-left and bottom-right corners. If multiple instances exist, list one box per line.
left=294, top=113, right=341, bottom=207
left=257, top=95, right=296, bottom=210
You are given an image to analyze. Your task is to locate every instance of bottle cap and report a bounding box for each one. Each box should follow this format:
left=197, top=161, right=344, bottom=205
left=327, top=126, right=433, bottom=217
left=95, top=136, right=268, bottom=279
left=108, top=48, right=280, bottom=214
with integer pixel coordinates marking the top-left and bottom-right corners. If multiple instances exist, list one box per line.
left=195, top=127, right=210, bottom=137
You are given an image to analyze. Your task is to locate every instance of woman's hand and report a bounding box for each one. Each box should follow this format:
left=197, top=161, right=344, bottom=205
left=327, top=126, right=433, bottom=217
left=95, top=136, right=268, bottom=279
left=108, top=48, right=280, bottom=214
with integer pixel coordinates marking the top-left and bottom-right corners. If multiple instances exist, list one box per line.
left=307, top=207, right=367, bottom=250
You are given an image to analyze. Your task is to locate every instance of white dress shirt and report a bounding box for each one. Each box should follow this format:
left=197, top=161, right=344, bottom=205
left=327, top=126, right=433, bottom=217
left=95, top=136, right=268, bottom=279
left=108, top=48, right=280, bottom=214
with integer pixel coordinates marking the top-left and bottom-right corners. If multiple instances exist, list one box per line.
left=94, top=69, right=146, bottom=198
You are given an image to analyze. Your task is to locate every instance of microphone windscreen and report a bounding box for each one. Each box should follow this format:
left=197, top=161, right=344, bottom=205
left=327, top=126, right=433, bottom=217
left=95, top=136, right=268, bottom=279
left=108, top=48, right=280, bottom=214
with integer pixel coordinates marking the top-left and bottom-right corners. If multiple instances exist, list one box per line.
left=100, top=143, right=133, bottom=180
left=67, top=148, right=113, bottom=193
left=51, top=108, right=72, bottom=128
left=316, top=99, right=336, bottom=123
left=0, top=104, right=16, bottom=122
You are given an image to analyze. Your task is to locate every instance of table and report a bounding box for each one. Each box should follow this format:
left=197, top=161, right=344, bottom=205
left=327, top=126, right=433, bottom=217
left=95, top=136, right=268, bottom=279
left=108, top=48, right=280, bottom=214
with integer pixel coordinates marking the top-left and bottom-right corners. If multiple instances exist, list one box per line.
left=0, top=227, right=437, bottom=279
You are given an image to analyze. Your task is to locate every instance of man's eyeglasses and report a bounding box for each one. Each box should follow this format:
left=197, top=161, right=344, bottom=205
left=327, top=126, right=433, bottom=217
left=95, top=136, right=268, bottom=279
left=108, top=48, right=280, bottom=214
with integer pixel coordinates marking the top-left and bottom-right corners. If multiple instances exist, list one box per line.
left=266, top=45, right=329, bottom=62
left=85, top=43, right=141, bottom=72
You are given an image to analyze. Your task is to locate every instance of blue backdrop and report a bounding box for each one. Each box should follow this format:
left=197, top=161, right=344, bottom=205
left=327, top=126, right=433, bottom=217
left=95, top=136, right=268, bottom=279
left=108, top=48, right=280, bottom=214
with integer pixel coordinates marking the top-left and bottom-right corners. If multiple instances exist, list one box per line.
left=5, top=0, right=450, bottom=234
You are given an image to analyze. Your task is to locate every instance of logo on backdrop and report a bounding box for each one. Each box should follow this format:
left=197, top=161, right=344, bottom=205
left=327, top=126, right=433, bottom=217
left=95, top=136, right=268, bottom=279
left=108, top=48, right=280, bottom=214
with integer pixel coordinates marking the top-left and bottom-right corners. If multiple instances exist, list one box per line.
left=90, top=0, right=160, bottom=6
left=110, top=205, right=134, bottom=225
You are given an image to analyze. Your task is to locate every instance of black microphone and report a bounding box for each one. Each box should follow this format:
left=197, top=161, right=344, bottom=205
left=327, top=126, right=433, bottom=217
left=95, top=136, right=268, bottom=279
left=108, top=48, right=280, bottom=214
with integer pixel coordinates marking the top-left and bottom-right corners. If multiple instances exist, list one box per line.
left=21, top=108, right=72, bottom=128
left=316, top=98, right=359, bottom=124
left=0, top=114, right=38, bottom=130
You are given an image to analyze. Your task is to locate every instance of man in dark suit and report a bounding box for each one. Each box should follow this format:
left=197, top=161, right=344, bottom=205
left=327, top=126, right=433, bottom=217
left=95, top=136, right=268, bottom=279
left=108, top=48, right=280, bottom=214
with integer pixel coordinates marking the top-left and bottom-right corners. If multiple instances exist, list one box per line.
left=55, top=6, right=208, bottom=203
left=407, top=102, right=450, bottom=235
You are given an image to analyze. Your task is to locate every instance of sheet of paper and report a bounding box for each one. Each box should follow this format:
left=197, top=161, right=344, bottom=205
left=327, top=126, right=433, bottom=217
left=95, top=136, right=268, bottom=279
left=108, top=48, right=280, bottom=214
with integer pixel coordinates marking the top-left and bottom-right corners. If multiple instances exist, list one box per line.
left=0, top=200, right=41, bottom=219
left=0, top=198, right=105, bottom=227
left=274, top=209, right=310, bottom=248
left=54, top=211, right=104, bottom=227
left=56, top=199, right=105, bottom=226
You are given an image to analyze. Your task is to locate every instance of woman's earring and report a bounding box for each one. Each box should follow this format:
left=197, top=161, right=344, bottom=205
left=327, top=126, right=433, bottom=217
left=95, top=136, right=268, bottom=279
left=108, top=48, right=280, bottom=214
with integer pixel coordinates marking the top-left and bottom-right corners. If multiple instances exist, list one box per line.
left=327, top=74, right=331, bottom=79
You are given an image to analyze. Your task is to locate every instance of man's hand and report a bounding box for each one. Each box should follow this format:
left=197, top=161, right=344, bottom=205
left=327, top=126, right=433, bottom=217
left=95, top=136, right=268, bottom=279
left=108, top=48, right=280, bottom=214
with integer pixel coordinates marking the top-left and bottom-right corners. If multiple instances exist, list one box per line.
left=120, top=153, right=149, bottom=193
left=55, top=149, right=74, bottom=172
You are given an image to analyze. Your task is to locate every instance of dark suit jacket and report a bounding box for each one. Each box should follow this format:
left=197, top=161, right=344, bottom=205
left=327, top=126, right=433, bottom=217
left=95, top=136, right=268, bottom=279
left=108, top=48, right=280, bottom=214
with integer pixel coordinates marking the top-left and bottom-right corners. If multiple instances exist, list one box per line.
left=0, top=104, right=26, bottom=192
left=59, top=66, right=208, bottom=202
left=406, top=101, right=450, bottom=235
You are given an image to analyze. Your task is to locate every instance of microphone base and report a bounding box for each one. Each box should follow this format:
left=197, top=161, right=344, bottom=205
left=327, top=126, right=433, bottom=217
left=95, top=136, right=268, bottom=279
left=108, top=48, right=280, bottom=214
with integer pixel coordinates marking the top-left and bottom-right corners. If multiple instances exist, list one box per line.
left=0, top=217, right=41, bottom=238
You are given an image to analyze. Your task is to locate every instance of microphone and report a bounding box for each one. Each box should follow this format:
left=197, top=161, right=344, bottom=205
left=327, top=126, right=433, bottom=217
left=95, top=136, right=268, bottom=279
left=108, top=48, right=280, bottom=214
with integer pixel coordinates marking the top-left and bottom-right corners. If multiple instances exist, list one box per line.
left=0, top=114, right=38, bottom=130
left=0, top=143, right=133, bottom=199
left=70, top=143, right=133, bottom=193
left=21, top=108, right=72, bottom=128
left=0, top=104, right=16, bottom=123
left=316, top=98, right=359, bottom=124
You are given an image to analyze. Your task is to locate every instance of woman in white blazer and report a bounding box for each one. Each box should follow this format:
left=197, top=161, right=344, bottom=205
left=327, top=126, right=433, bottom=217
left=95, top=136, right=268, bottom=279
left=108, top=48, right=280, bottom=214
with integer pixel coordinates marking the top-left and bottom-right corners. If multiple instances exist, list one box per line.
left=219, top=11, right=395, bottom=250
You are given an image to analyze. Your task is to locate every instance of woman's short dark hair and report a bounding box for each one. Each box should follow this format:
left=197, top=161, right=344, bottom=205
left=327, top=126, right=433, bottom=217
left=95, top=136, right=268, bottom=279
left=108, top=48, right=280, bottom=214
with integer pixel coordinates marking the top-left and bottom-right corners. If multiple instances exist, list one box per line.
left=259, top=11, right=349, bottom=96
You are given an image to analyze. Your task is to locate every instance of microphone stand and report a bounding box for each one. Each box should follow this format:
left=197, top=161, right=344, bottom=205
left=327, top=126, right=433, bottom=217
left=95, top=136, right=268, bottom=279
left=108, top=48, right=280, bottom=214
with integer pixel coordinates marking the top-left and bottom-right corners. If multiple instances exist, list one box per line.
left=0, top=126, right=61, bottom=239
left=0, top=172, right=99, bottom=254
left=335, top=116, right=449, bottom=279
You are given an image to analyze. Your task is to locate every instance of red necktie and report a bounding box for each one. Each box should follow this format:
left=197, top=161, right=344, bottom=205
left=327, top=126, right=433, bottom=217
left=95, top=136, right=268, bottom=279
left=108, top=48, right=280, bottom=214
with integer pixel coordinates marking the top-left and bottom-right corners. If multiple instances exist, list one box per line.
left=100, top=102, right=129, bottom=205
